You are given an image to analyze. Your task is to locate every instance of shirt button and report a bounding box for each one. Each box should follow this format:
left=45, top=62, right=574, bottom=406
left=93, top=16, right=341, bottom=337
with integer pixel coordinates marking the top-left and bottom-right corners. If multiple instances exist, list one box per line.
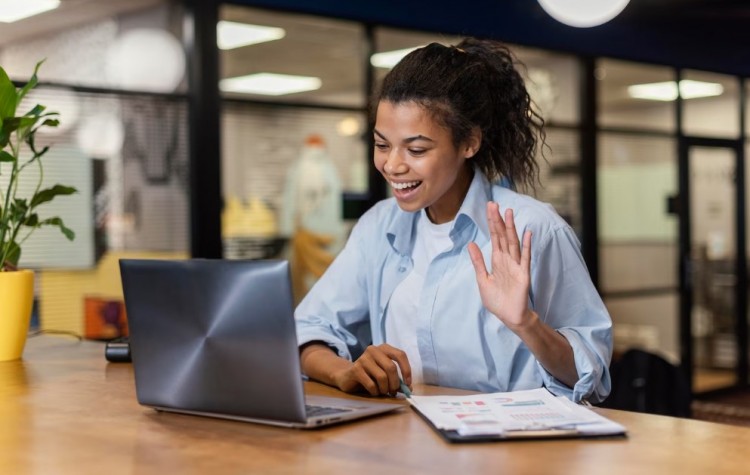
left=398, top=266, right=406, bottom=272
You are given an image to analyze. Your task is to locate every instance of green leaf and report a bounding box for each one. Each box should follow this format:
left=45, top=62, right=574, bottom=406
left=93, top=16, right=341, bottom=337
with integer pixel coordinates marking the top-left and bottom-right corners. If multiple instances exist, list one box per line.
left=0, top=150, right=13, bottom=162
left=2, top=116, right=36, bottom=135
left=0, top=66, right=16, bottom=120
left=0, top=122, right=8, bottom=148
left=10, top=198, right=28, bottom=220
left=5, top=198, right=29, bottom=228
left=17, top=117, right=40, bottom=142
left=16, top=60, right=43, bottom=106
left=24, top=104, right=46, bottom=117
left=40, top=216, right=76, bottom=241
left=30, top=184, right=77, bottom=208
left=4, top=241, right=21, bottom=267
left=24, top=213, right=39, bottom=227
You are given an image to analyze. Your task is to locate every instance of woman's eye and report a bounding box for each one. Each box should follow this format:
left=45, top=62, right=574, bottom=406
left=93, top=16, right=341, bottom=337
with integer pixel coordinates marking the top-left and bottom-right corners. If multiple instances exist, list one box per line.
left=409, top=149, right=426, bottom=156
left=374, top=143, right=389, bottom=151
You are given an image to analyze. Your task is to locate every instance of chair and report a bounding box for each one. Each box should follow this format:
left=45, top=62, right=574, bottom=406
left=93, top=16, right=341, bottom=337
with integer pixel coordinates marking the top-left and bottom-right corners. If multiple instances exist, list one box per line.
left=599, top=348, right=692, bottom=417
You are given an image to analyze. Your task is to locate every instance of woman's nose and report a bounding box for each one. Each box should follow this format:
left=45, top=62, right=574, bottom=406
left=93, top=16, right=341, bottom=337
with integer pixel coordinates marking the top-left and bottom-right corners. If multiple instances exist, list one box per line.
left=383, top=152, right=406, bottom=175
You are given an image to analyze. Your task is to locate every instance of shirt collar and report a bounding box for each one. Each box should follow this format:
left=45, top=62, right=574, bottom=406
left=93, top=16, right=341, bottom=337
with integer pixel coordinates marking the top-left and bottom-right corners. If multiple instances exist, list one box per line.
left=454, top=167, right=492, bottom=245
left=385, top=167, right=494, bottom=254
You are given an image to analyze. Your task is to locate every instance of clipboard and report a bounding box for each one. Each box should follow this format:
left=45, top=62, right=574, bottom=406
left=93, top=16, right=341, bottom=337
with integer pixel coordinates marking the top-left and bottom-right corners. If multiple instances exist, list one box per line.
left=406, top=388, right=627, bottom=443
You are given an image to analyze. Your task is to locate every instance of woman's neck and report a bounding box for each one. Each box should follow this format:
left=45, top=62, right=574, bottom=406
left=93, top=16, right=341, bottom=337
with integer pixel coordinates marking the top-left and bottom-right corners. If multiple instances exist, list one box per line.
left=425, top=166, right=474, bottom=224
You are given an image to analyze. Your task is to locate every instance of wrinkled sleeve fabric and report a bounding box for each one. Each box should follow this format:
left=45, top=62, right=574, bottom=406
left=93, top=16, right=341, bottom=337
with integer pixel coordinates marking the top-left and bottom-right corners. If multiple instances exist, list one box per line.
left=294, top=213, right=374, bottom=362
left=530, top=225, right=613, bottom=403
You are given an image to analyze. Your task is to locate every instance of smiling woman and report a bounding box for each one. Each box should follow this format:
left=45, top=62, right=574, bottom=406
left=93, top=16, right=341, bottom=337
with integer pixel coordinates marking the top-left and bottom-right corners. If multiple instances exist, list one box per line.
left=373, top=101, right=478, bottom=224
left=294, top=38, right=613, bottom=404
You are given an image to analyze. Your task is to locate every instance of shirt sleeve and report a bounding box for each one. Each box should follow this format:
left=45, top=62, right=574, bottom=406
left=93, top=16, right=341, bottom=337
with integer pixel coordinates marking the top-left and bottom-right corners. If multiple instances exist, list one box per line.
left=294, top=215, right=373, bottom=362
left=529, top=225, right=613, bottom=403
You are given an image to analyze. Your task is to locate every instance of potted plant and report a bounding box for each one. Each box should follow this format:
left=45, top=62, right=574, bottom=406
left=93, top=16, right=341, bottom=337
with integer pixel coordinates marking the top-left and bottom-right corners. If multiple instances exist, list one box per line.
left=0, top=61, right=77, bottom=361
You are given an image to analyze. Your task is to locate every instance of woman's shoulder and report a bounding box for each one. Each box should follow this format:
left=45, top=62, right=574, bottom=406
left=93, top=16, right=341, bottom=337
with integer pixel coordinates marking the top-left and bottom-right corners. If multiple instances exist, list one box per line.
left=491, top=185, right=571, bottom=239
left=490, top=185, right=561, bottom=219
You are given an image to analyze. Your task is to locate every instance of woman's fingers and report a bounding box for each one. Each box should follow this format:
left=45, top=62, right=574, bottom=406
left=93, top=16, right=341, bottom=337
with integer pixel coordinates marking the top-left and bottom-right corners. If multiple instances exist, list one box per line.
left=348, top=364, right=381, bottom=395
left=521, top=230, right=532, bottom=272
left=468, top=242, right=489, bottom=285
left=354, top=345, right=411, bottom=395
left=356, top=354, right=391, bottom=394
left=487, top=202, right=524, bottom=264
left=487, top=202, right=508, bottom=255
left=505, top=208, right=521, bottom=263
left=382, top=344, right=412, bottom=387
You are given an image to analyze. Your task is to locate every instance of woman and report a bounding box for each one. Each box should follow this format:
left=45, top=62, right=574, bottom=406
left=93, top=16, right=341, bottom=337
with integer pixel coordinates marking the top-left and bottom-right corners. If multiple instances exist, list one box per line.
left=294, top=38, right=612, bottom=403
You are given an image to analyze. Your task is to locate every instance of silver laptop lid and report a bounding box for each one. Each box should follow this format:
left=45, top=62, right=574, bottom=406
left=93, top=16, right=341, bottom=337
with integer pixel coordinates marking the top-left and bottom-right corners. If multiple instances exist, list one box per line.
left=119, top=259, right=307, bottom=424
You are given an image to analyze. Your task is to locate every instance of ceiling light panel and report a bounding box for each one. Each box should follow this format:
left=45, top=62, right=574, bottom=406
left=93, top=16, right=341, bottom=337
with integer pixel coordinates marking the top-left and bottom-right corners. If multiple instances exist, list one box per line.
left=0, top=0, right=60, bottom=23
left=628, top=80, right=724, bottom=101
left=217, top=21, right=285, bottom=50
left=220, top=73, right=322, bottom=96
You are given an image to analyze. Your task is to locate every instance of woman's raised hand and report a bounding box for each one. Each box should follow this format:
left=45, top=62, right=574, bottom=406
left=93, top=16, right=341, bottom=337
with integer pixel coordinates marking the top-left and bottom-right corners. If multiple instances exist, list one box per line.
left=467, top=201, right=533, bottom=331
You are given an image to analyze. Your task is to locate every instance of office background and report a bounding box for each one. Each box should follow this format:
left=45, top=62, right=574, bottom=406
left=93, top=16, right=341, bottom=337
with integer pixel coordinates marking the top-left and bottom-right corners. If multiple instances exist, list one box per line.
left=1, top=0, right=748, bottom=399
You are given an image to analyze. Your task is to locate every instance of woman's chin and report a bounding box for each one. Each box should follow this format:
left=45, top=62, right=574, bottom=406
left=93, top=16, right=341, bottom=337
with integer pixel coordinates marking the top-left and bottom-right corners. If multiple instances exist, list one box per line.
left=394, top=199, right=424, bottom=214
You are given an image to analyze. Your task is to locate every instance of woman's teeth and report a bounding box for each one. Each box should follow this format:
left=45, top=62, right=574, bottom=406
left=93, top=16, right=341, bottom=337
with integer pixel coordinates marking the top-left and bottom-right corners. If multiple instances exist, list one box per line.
left=391, top=181, right=421, bottom=190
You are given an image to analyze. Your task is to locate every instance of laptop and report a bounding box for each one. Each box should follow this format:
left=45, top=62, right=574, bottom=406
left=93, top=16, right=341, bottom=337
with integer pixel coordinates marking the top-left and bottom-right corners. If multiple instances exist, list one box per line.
left=119, top=258, right=402, bottom=428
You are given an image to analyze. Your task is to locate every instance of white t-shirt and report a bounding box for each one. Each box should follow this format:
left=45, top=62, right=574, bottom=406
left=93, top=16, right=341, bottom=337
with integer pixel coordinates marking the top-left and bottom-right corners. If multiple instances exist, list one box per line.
left=385, top=210, right=454, bottom=384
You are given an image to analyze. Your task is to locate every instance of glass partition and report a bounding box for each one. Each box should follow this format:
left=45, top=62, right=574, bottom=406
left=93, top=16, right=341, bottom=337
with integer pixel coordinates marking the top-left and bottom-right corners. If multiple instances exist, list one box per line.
left=598, top=133, right=679, bottom=362
left=220, top=5, right=366, bottom=107
left=688, top=145, right=739, bottom=392
left=534, top=128, right=581, bottom=234
left=597, top=59, right=676, bottom=132
left=514, top=46, right=580, bottom=125
left=0, top=2, right=190, bottom=337
left=219, top=5, right=368, bottom=302
left=682, top=70, right=740, bottom=139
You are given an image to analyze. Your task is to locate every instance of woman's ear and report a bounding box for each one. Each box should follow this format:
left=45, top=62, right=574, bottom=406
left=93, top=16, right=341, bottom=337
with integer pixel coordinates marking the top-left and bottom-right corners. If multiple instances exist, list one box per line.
left=464, top=127, right=482, bottom=159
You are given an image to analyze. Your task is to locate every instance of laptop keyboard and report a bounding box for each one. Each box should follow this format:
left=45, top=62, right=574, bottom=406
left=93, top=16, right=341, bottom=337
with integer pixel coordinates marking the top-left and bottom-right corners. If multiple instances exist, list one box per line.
left=305, top=404, right=353, bottom=417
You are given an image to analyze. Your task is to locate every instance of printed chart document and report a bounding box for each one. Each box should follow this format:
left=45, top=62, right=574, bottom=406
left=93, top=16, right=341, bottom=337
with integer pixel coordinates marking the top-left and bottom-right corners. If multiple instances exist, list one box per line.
left=408, top=388, right=626, bottom=443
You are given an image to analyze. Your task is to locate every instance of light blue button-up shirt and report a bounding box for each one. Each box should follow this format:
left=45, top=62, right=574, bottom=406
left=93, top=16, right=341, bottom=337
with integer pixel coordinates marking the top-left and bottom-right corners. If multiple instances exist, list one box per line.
left=295, top=170, right=612, bottom=403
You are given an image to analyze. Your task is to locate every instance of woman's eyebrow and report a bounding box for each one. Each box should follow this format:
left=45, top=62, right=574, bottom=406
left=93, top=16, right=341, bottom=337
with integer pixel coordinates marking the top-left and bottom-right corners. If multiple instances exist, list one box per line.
left=404, top=135, right=435, bottom=144
left=373, top=129, right=435, bottom=144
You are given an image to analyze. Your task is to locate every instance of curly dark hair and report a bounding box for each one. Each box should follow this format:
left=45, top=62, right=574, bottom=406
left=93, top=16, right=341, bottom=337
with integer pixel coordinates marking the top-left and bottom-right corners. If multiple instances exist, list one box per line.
left=372, top=38, right=545, bottom=191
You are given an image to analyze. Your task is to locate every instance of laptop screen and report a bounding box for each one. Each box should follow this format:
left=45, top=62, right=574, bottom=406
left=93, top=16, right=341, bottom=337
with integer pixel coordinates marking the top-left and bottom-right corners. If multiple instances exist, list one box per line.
left=120, top=259, right=307, bottom=423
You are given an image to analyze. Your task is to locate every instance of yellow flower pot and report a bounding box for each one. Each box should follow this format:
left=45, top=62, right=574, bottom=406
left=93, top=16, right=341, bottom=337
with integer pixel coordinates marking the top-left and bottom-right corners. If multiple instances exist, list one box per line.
left=0, top=270, right=34, bottom=361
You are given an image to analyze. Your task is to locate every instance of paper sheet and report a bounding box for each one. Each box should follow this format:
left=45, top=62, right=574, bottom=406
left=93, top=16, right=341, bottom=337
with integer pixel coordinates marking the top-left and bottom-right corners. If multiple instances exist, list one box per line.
left=408, top=388, right=625, bottom=437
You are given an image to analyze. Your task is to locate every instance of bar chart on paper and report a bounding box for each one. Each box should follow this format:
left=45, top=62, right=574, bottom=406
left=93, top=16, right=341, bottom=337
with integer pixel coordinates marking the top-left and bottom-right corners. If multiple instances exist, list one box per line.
left=408, top=388, right=626, bottom=440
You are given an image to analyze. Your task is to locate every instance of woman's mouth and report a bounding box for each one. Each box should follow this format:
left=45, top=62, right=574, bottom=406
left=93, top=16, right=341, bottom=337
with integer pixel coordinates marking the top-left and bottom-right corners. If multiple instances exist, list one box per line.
left=389, top=180, right=423, bottom=200
left=390, top=180, right=422, bottom=191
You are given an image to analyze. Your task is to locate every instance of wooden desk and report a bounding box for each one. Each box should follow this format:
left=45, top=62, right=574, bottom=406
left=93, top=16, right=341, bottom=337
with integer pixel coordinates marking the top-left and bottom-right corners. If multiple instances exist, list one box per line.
left=2, top=337, right=748, bottom=475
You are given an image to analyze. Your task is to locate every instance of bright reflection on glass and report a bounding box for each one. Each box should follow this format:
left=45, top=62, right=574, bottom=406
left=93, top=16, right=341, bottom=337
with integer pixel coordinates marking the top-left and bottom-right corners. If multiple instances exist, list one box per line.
left=217, top=21, right=285, bottom=50
left=75, top=113, right=125, bottom=159
left=21, top=87, right=80, bottom=135
left=370, top=47, right=420, bottom=69
left=537, top=0, right=630, bottom=28
left=106, top=29, right=185, bottom=93
left=0, top=0, right=59, bottom=23
left=628, top=80, right=724, bottom=102
left=220, top=73, right=322, bottom=96
left=336, top=117, right=361, bottom=137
